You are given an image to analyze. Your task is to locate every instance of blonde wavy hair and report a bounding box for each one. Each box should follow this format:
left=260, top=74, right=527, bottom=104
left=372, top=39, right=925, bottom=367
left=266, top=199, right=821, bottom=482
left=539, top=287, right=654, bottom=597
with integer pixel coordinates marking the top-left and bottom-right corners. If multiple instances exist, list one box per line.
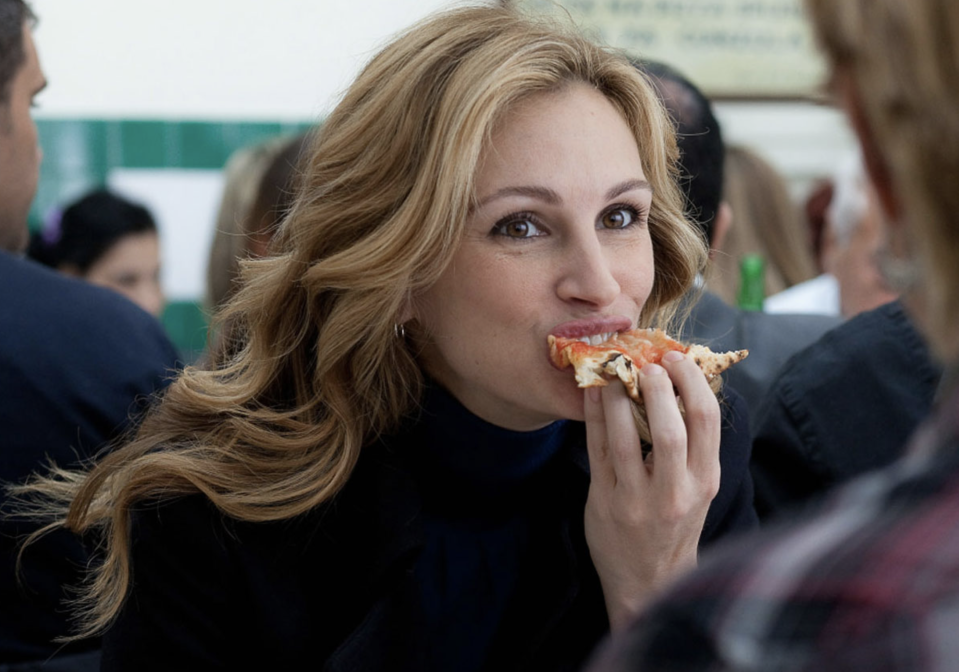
left=15, top=3, right=705, bottom=639
left=805, top=0, right=959, bottom=361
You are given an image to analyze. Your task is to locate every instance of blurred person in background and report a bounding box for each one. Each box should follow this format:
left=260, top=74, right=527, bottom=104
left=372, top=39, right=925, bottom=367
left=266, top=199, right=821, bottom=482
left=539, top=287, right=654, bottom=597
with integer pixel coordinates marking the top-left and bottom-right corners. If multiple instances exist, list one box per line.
left=765, top=151, right=897, bottom=318
left=244, top=133, right=308, bottom=256
left=750, top=155, right=933, bottom=520
left=638, top=59, right=840, bottom=419
left=27, top=188, right=165, bottom=318
left=0, top=2, right=178, bottom=669
left=709, top=144, right=819, bottom=305
left=821, top=150, right=899, bottom=316
left=204, top=132, right=308, bottom=359
left=205, top=134, right=303, bottom=313
left=587, top=0, right=959, bottom=668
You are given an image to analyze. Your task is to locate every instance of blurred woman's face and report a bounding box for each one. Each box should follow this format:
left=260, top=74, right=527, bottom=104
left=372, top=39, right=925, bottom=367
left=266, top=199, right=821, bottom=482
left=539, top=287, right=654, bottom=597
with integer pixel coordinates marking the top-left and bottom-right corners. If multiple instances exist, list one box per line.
left=414, top=83, right=655, bottom=431
left=83, top=231, right=165, bottom=317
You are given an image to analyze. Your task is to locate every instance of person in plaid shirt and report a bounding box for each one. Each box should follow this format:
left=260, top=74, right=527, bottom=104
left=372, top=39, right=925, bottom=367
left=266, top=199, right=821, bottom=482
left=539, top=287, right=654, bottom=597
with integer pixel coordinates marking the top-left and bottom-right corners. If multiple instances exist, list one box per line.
left=587, top=0, right=959, bottom=669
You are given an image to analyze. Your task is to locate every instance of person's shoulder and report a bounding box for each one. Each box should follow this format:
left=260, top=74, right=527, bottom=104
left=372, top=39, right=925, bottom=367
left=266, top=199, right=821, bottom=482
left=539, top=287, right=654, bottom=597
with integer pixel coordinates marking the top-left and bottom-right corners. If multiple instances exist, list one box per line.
left=817, top=299, right=908, bottom=346
left=775, top=299, right=932, bottom=387
left=129, top=493, right=287, bottom=568
left=1, top=252, right=156, bottom=327
left=128, top=490, right=355, bottom=580
left=0, top=252, right=179, bottom=367
left=829, top=299, right=925, bottom=355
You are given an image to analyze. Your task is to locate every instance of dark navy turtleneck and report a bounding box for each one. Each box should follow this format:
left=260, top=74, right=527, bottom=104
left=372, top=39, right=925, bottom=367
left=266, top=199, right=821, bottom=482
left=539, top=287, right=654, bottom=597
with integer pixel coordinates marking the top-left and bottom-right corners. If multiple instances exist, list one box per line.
left=405, top=383, right=571, bottom=672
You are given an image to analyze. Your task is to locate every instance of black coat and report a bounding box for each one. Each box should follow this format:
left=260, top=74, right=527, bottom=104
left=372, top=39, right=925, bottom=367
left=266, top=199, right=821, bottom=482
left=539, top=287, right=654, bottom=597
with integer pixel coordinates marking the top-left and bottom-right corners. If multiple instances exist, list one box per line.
left=0, top=252, right=179, bottom=666
left=102, top=389, right=757, bottom=672
left=751, top=300, right=942, bottom=520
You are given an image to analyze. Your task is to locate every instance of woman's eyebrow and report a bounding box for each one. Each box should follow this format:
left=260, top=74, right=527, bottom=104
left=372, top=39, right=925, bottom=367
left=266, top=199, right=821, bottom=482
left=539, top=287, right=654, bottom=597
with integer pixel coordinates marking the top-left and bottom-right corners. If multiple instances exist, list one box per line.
left=473, top=179, right=652, bottom=212
left=607, top=179, right=652, bottom=200
left=474, top=185, right=560, bottom=210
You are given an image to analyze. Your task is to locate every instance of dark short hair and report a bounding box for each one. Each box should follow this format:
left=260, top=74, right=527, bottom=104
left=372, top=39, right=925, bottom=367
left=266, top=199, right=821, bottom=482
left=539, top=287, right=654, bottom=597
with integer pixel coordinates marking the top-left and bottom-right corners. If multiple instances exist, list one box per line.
left=0, top=0, right=34, bottom=104
left=27, top=188, right=158, bottom=273
left=634, top=59, right=725, bottom=245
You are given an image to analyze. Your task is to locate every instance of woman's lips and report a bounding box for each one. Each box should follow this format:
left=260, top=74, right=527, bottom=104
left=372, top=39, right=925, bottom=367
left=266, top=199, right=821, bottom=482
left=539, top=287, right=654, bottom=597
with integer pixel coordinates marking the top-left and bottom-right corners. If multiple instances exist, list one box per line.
left=549, top=315, right=633, bottom=340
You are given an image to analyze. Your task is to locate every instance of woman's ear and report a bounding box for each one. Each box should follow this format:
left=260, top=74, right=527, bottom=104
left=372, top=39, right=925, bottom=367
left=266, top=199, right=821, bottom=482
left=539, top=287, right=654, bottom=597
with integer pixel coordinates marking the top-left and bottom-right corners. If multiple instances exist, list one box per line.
left=397, top=296, right=415, bottom=325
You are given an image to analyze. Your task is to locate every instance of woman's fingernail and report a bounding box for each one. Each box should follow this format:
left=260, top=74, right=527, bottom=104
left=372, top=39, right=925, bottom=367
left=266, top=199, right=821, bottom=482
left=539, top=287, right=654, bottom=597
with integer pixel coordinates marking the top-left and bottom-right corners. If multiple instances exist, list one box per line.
left=642, top=363, right=665, bottom=376
left=663, top=350, right=685, bottom=363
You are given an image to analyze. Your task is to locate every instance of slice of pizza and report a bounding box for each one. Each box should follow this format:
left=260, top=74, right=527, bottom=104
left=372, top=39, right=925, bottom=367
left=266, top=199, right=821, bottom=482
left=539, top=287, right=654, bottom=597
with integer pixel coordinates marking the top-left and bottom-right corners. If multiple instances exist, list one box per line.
left=548, top=328, right=748, bottom=403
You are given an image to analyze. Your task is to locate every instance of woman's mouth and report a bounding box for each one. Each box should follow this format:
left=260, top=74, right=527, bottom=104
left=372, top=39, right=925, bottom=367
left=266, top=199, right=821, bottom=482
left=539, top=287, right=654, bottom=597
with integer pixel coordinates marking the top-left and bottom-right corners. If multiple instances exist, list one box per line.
left=549, top=316, right=633, bottom=342
left=575, top=332, right=617, bottom=346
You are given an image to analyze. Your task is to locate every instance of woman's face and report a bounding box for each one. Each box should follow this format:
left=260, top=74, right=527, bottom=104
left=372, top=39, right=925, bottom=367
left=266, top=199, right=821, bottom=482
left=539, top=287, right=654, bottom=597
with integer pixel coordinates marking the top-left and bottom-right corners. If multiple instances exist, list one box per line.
left=83, top=231, right=165, bottom=317
left=414, top=82, right=655, bottom=431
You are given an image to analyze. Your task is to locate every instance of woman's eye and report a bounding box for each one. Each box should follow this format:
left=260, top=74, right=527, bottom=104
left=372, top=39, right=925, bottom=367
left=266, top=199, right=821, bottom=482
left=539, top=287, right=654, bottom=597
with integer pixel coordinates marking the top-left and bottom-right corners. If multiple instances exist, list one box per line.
left=601, top=207, right=638, bottom=229
left=493, top=216, right=543, bottom=239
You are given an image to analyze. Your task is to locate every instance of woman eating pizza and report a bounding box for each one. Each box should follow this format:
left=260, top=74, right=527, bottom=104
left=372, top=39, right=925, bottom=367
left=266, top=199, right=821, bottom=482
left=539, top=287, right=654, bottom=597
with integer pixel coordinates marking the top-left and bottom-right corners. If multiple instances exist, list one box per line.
left=17, top=5, right=757, bottom=669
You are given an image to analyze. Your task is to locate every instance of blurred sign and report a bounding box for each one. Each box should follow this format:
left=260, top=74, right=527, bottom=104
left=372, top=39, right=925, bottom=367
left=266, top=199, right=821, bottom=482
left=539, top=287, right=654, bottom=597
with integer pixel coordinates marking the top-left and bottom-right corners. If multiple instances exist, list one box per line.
left=508, top=0, right=826, bottom=99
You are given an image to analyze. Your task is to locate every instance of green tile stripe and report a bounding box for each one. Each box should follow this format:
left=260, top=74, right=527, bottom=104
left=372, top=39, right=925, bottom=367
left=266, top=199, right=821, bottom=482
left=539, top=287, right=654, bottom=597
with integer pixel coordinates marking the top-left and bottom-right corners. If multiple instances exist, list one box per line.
left=30, top=118, right=314, bottom=230
left=162, top=300, right=210, bottom=365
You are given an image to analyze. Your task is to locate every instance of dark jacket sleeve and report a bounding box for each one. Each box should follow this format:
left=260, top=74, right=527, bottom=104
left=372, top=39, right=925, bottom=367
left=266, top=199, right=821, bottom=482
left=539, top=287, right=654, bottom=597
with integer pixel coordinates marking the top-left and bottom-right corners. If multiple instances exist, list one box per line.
left=700, top=385, right=759, bottom=546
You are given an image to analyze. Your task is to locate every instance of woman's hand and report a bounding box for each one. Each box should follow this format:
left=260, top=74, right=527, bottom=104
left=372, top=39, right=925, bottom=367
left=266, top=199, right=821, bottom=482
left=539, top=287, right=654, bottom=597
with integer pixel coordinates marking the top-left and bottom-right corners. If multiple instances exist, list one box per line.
left=583, top=350, right=721, bottom=631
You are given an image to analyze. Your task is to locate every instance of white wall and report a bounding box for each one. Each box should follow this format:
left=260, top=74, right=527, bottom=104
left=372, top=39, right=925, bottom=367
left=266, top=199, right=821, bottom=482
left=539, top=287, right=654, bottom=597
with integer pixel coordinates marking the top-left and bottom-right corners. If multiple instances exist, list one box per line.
left=30, top=0, right=454, bottom=121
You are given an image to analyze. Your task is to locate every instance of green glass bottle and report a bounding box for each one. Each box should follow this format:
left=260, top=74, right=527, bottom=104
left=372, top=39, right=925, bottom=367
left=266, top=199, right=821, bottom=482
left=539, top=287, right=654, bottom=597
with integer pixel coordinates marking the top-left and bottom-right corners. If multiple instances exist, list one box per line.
left=737, top=253, right=766, bottom=312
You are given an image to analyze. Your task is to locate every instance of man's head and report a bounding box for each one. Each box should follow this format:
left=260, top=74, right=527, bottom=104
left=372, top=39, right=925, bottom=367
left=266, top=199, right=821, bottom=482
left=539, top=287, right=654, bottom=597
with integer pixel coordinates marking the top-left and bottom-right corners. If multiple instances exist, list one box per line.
left=635, top=59, right=726, bottom=247
left=0, top=0, right=44, bottom=253
left=821, top=150, right=898, bottom=317
left=804, top=0, right=959, bottom=360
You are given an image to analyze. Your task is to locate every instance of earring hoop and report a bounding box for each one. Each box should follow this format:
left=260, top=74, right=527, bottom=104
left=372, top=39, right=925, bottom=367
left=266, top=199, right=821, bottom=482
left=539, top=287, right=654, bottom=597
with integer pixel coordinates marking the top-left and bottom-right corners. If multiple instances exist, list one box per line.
left=394, top=323, right=407, bottom=339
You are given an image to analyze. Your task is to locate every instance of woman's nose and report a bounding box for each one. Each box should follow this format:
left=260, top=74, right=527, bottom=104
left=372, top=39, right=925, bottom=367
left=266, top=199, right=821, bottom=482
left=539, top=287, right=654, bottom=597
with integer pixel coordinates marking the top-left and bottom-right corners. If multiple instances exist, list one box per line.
left=556, top=234, right=621, bottom=308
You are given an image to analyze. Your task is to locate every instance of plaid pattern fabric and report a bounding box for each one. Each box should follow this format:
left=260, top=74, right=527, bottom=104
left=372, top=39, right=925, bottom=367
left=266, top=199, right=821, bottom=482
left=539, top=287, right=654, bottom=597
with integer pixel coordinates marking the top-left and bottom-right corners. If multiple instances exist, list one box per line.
left=591, top=385, right=959, bottom=672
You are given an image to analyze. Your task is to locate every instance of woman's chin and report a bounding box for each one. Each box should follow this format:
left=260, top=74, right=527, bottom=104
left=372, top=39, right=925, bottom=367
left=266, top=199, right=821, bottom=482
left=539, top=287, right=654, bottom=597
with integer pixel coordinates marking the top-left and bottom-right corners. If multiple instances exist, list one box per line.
left=551, top=386, right=588, bottom=423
